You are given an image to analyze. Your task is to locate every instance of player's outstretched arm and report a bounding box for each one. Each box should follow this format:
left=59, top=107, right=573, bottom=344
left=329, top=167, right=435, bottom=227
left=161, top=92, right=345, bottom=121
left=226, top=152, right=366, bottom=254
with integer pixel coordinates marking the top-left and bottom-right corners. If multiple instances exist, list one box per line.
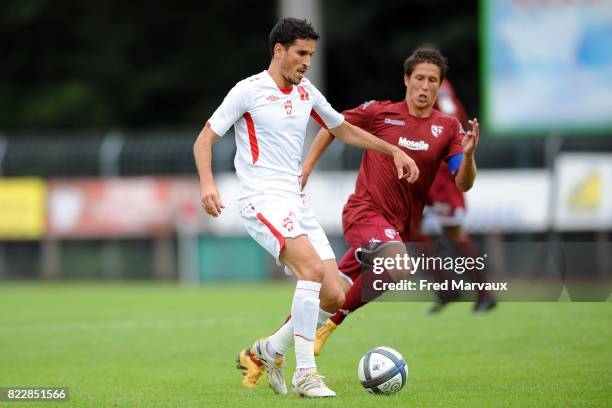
left=194, top=125, right=225, bottom=217
left=455, top=118, right=479, bottom=192
left=328, top=121, right=419, bottom=183
left=301, top=128, right=336, bottom=190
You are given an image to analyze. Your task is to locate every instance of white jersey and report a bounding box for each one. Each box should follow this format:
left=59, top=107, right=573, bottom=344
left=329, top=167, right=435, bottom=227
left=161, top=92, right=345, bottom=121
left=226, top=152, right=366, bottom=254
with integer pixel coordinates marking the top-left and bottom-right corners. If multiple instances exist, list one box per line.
left=207, top=70, right=344, bottom=199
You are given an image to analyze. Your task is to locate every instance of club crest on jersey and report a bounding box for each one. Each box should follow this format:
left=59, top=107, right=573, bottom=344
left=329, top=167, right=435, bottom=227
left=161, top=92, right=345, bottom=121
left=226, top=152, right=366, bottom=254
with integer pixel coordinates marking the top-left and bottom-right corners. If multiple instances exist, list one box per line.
left=284, top=100, right=293, bottom=116
left=398, top=137, right=429, bottom=151
left=431, top=125, right=444, bottom=138
left=282, top=216, right=294, bottom=232
left=384, top=228, right=398, bottom=239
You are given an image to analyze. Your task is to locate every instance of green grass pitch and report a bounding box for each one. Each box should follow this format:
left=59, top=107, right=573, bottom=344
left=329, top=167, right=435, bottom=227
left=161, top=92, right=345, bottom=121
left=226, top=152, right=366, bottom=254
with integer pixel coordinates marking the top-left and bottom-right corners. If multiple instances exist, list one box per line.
left=0, top=283, right=610, bottom=407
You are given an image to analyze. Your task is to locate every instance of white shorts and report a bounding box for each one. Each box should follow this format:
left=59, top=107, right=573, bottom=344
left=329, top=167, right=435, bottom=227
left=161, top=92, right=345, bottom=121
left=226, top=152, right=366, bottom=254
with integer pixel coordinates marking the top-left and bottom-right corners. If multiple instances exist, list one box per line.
left=239, top=194, right=335, bottom=269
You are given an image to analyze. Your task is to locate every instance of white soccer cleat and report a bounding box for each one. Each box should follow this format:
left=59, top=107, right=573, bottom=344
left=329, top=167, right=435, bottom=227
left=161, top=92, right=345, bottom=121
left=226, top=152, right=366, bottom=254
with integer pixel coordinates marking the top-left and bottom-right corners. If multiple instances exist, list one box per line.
left=251, top=338, right=287, bottom=395
left=291, top=369, right=336, bottom=398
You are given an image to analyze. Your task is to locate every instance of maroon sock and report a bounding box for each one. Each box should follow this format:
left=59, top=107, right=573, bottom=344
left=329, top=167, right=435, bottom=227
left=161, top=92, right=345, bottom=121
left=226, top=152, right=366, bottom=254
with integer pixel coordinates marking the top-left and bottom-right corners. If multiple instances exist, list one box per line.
left=330, top=274, right=367, bottom=325
left=330, top=266, right=395, bottom=325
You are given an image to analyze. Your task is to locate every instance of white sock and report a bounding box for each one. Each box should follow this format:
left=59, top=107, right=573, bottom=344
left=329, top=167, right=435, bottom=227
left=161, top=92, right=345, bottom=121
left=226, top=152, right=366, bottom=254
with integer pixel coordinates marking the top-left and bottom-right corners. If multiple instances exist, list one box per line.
left=318, top=308, right=334, bottom=327
left=292, top=280, right=321, bottom=370
left=267, top=319, right=293, bottom=357
left=267, top=307, right=334, bottom=357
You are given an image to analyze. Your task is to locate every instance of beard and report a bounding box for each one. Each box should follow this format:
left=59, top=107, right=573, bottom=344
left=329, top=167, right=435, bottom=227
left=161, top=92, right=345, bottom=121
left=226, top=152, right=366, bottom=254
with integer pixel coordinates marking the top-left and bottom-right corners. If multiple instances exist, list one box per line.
left=282, top=71, right=302, bottom=85
left=280, top=61, right=304, bottom=85
left=284, top=76, right=299, bottom=85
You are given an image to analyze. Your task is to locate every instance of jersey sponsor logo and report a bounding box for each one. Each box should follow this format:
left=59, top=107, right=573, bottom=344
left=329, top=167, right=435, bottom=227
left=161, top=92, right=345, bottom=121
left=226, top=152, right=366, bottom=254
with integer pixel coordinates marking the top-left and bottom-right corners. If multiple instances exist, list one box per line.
left=431, top=125, right=444, bottom=137
left=297, top=85, right=310, bottom=101
left=266, top=95, right=279, bottom=102
left=384, top=228, right=398, bottom=239
left=384, top=118, right=406, bottom=126
left=398, top=137, right=429, bottom=151
left=361, top=100, right=375, bottom=110
left=284, top=100, right=293, bottom=116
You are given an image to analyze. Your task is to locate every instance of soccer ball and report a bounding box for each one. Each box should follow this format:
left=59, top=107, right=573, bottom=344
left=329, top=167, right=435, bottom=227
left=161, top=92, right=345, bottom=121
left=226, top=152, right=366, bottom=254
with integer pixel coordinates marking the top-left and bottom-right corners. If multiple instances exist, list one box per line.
left=357, top=346, right=408, bottom=395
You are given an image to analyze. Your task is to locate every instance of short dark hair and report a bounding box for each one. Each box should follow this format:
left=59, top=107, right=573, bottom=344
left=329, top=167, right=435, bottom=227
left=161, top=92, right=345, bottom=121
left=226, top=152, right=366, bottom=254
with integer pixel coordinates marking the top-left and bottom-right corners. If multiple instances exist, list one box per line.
left=403, top=49, right=448, bottom=82
left=269, top=18, right=319, bottom=57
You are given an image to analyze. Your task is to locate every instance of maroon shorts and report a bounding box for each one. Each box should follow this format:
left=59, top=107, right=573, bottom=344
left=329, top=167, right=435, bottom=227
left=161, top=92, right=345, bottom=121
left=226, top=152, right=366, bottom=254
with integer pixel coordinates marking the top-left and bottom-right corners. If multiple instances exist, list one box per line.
left=339, top=212, right=403, bottom=282
left=426, top=164, right=466, bottom=226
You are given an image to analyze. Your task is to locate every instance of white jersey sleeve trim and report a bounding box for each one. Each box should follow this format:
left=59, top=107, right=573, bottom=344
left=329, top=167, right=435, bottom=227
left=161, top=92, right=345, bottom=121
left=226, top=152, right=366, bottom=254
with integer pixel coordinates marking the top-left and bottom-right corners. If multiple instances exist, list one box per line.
left=303, top=79, right=344, bottom=130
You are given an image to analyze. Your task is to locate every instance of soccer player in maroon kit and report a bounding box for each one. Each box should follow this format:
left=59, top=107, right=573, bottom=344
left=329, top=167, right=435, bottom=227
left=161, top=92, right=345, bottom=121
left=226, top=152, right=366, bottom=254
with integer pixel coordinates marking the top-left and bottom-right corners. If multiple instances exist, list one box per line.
left=422, top=78, right=497, bottom=313
left=299, top=49, right=480, bottom=355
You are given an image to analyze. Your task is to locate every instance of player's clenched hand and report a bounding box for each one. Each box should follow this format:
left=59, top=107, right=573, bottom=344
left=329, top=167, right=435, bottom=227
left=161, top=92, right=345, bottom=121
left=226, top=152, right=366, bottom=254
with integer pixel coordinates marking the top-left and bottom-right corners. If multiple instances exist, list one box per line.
left=393, top=149, right=419, bottom=183
left=200, top=183, right=225, bottom=217
left=462, top=118, right=480, bottom=156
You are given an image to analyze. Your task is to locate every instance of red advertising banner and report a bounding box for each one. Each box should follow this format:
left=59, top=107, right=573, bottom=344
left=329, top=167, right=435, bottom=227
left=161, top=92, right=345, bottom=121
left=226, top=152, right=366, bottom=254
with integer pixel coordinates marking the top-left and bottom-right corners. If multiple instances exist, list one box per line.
left=47, top=178, right=201, bottom=238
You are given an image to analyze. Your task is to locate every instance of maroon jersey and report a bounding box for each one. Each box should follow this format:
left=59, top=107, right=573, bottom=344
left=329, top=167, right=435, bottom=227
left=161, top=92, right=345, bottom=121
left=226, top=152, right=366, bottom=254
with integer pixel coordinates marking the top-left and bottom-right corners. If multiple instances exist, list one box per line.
left=341, top=100, right=464, bottom=238
left=428, top=79, right=469, bottom=214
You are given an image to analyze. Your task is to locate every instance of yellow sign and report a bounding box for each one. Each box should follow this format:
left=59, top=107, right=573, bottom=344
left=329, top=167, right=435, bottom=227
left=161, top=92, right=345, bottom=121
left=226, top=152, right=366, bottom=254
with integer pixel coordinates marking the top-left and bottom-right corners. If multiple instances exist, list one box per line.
left=0, top=178, right=46, bottom=239
left=568, top=171, right=602, bottom=211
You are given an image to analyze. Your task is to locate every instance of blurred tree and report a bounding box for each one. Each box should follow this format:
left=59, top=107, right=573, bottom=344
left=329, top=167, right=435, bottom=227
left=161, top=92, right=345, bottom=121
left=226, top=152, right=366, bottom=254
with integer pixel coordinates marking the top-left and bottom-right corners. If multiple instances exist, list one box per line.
left=323, top=0, right=479, bottom=116
left=0, top=0, right=275, bottom=128
left=0, top=0, right=477, bottom=129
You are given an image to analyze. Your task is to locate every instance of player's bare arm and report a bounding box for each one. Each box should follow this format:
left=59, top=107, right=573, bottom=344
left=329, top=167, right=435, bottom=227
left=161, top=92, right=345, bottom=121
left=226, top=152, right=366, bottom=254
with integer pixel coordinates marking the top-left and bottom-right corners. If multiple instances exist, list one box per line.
left=328, top=121, right=420, bottom=183
left=455, top=118, right=479, bottom=192
left=301, top=128, right=336, bottom=190
left=194, top=125, right=225, bottom=217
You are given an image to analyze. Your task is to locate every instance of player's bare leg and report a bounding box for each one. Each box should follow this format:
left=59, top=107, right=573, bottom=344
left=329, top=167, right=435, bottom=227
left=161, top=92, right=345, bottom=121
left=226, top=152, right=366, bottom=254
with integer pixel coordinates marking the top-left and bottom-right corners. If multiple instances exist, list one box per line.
left=316, top=242, right=411, bottom=356
left=279, top=236, right=336, bottom=397
left=319, top=259, right=346, bottom=316
left=241, top=235, right=323, bottom=395
left=313, top=260, right=347, bottom=356
left=241, top=240, right=343, bottom=396
left=245, top=236, right=335, bottom=396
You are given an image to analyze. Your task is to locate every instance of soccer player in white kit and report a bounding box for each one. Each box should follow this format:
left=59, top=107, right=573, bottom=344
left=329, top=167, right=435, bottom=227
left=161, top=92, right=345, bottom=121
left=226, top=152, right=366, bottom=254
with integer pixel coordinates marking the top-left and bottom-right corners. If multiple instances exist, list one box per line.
left=194, top=18, right=419, bottom=398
